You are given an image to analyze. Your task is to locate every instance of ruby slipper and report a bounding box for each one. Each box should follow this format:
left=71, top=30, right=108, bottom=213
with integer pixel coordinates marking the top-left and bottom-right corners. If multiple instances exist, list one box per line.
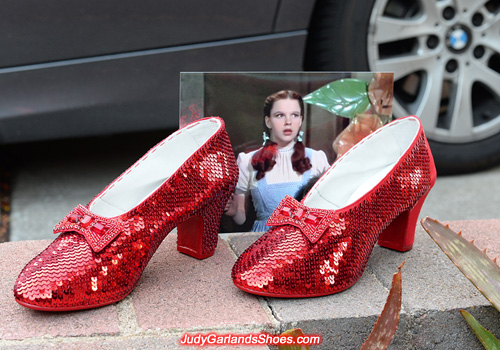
left=14, top=117, right=238, bottom=311
left=232, top=116, right=436, bottom=297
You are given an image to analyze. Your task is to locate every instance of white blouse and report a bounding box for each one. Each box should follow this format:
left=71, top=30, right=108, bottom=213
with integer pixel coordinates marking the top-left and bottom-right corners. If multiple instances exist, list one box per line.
left=235, top=144, right=330, bottom=194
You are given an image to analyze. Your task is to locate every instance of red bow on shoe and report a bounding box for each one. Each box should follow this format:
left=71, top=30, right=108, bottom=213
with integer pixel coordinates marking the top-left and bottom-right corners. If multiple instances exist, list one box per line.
left=267, top=195, right=336, bottom=243
left=53, top=205, right=125, bottom=253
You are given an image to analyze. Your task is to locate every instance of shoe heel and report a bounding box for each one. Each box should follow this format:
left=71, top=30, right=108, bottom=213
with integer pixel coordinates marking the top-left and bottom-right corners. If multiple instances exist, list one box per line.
left=177, top=194, right=228, bottom=260
left=378, top=193, right=428, bottom=252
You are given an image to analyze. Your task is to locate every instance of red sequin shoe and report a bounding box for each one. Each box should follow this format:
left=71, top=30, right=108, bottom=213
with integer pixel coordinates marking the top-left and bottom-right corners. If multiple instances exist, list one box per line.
left=14, top=117, right=238, bottom=311
left=232, top=116, right=436, bottom=297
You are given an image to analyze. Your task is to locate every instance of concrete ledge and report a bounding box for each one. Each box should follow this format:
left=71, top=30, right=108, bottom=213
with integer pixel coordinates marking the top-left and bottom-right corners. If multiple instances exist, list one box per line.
left=1, top=220, right=500, bottom=349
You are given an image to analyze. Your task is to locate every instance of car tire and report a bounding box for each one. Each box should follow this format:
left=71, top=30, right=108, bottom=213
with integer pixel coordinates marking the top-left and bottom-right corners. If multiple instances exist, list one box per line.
left=305, top=0, right=500, bottom=174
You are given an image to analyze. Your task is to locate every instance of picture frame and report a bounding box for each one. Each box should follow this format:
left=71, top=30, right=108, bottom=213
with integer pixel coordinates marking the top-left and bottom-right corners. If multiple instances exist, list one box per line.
left=179, top=72, right=394, bottom=232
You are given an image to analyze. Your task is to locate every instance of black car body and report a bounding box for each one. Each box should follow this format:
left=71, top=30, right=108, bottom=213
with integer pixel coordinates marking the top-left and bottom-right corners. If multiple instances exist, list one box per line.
left=2, top=0, right=500, bottom=173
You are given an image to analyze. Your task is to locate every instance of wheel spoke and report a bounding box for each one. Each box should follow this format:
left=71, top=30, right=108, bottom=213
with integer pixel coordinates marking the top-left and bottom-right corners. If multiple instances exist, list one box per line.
left=449, top=71, right=474, bottom=137
left=472, top=61, right=500, bottom=98
left=375, top=53, right=437, bottom=80
left=372, top=17, right=433, bottom=44
left=420, top=0, right=447, bottom=22
left=454, top=0, right=487, bottom=14
left=482, top=16, right=500, bottom=53
left=485, top=38, right=500, bottom=55
left=435, top=0, right=454, bottom=8
left=414, top=69, right=444, bottom=132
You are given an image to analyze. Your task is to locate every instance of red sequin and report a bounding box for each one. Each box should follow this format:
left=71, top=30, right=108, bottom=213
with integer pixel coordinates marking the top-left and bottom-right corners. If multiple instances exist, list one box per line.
left=14, top=117, right=238, bottom=311
left=232, top=116, right=436, bottom=298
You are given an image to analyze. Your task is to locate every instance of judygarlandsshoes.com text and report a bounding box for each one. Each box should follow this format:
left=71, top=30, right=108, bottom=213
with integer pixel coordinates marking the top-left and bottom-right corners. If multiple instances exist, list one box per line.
left=179, top=332, right=322, bottom=347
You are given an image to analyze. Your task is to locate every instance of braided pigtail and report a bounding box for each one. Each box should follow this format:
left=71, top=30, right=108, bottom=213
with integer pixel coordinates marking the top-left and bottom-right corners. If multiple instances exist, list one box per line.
left=251, top=140, right=278, bottom=180
left=291, top=139, right=312, bottom=174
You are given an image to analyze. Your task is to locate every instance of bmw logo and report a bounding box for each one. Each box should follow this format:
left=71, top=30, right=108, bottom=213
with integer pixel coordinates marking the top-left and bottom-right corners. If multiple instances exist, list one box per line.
left=446, top=25, right=472, bottom=52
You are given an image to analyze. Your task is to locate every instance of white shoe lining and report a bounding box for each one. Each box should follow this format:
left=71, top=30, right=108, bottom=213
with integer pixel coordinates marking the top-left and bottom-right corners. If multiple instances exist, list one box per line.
left=304, top=117, right=420, bottom=210
left=89, top=119, right=221, bottom=218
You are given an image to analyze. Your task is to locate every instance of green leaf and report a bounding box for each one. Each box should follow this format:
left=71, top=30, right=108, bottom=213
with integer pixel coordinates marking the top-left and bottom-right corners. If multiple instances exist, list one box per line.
left=361, top=262, right=404, bottom=350
left=303, top=79, right=370, bottom=118
left=421, top=218, right=500, bottom=312
left=460, top=310, right=500, bottom=350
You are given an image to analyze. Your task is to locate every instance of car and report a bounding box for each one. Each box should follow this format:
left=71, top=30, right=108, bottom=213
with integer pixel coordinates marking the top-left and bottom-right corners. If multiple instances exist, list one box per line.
left=1, top=0, right=499, bottom=174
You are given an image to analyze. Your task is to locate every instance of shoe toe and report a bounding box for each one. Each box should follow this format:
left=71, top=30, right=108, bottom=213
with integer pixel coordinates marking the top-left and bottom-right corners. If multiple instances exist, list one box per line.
left=14, top=232, right=125, bottom=311
left=232, top=226, right=315, bottom=297
left=232, top=224, right=361, bottom=297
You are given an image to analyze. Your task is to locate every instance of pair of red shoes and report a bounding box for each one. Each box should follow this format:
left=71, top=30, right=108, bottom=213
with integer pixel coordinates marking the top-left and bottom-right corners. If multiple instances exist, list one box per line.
left=14, top=116, right=436, bottom=311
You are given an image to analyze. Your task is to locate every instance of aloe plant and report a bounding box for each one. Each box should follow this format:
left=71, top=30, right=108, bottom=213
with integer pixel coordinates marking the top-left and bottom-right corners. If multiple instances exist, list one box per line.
left=461, top=310, right=500, bottom=349
left=421, top=217, right=500, bottom=349
left=278, top=263, right=404, bottom=350
left=361, top=262, right=404, bottom=350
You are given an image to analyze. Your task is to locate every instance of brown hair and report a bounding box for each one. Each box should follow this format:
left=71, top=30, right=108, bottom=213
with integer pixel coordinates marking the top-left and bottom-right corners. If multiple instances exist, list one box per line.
left=251, top=90, right=312, bottom=180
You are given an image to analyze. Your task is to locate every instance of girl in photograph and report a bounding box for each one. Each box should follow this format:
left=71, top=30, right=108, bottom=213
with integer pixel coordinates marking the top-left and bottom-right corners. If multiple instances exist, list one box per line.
left=225, top=90, right=330, bottom=231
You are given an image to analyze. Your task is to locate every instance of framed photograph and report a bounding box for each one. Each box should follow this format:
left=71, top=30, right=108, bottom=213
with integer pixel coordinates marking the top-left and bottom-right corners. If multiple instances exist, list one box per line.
left=180, top=72, right=394, bottom=232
